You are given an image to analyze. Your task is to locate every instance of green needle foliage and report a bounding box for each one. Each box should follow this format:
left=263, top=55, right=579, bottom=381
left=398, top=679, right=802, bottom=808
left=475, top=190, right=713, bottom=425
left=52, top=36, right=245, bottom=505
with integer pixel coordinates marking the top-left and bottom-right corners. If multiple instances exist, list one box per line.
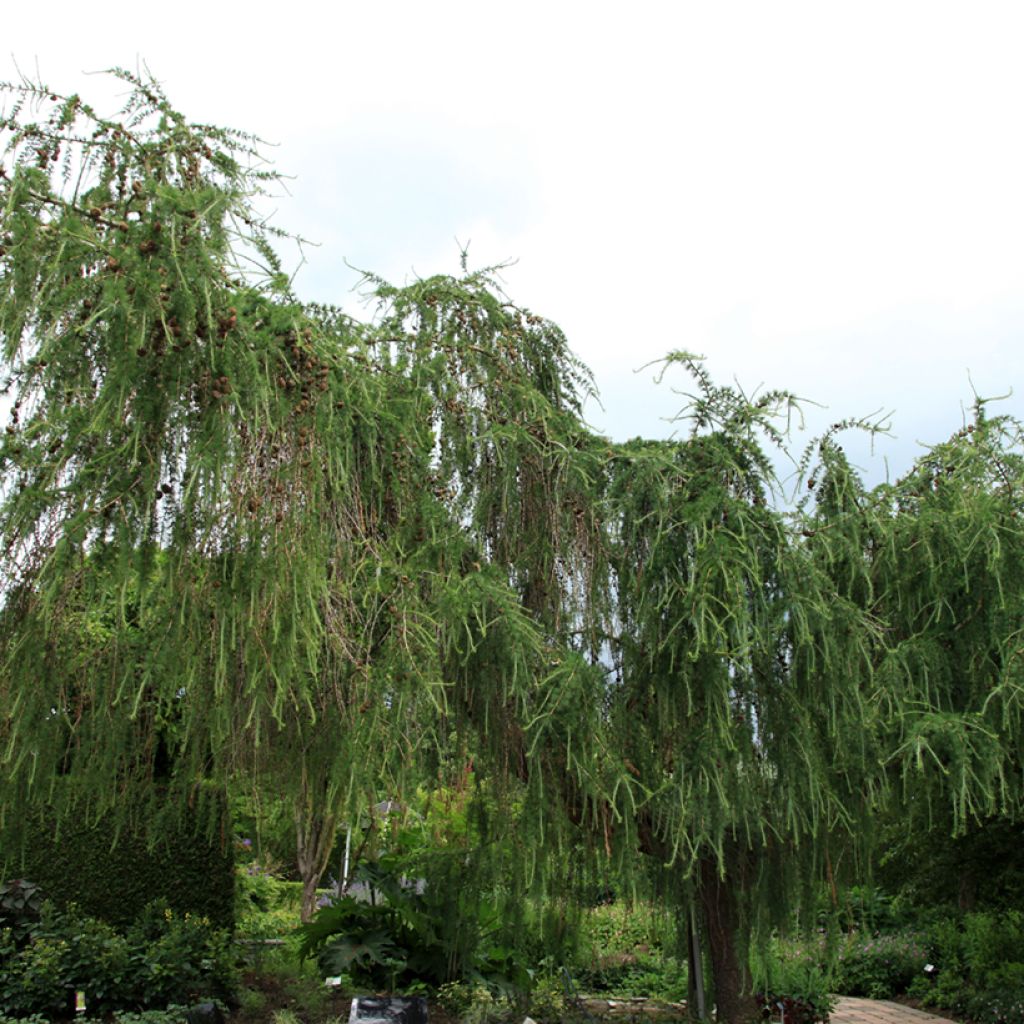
left=0, top=72, right=598, bottom=844
left=802, top=407, right=1024, bottom=828
left=2, top=72, right=1022, bottom=1023
left=585, top=358, right=884, bottom=1019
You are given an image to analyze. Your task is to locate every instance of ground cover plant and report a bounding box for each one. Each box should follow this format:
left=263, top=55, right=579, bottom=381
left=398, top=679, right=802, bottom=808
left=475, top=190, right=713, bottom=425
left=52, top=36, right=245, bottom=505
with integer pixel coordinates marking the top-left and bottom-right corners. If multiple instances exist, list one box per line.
left=2, top=69, right=1023, bottom=1023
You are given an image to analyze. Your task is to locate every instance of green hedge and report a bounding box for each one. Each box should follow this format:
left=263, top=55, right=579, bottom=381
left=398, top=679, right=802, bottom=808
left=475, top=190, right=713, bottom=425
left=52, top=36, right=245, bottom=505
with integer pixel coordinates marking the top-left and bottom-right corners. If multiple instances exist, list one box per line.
left=0, top=804, right=234, bottom=930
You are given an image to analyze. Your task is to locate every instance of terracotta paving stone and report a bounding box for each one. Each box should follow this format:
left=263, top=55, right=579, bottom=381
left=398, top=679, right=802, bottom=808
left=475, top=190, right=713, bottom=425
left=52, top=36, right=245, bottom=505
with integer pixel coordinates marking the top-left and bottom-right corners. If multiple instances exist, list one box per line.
left=831, top=997, right=953, bottom=1024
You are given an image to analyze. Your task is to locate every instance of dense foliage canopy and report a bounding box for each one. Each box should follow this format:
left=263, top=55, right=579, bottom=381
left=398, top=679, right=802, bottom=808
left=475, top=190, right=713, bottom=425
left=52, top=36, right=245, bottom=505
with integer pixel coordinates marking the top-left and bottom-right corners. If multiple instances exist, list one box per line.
left=2, top=72, right=1021, bottom=1022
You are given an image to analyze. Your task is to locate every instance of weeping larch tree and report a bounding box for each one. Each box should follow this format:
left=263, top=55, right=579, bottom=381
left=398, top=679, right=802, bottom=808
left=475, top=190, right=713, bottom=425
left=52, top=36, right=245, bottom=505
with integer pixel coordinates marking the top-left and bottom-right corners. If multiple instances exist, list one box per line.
left=799, top=407, right=1024, bottom=904
left=0, top=71, right=604, bottom=923
left=1, top=73, right=1022, bottom=1022
left=587, top=367, right=887, bottom=1021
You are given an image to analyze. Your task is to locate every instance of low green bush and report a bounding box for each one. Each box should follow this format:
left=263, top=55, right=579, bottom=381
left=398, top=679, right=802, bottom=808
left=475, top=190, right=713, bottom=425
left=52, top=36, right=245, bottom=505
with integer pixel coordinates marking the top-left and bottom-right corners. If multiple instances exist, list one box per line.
left=756, top=954, right=834, bottom=1024
left=0, top=899, right=236, bottom=1017
left=0, top=923, right=72, bottom=1018
left=436, top=982, right=518, bottom=1024
left=297, top=848, right=532, bottom=994
left=436, top=975, right=579, bottom=1024
left=235, top=863, right=300, bottom=942
left=578, top=903, right=665, bottom=958
left=571, top=952, right=687, bottom=1000
left=0, top=1008, right=197, bottom=1024
left=768, top=928, right=928, bottom=1000
left=960, top=984, right=1024, bottom=1024
left=298, top=889, right=498, bottom=993
left=757, top=988, right=833, bottom=1024
left=963, top=911, right=1024, bottom=989
left=126, top=902, right=237, bottom=1008
left=833, top=931, right=929, bottom=998
left=770, top=911, right=1024, bottom=1016
left=570, top=901, right=686, bottom=999
left=912, top=911, right=1024, bottom=1020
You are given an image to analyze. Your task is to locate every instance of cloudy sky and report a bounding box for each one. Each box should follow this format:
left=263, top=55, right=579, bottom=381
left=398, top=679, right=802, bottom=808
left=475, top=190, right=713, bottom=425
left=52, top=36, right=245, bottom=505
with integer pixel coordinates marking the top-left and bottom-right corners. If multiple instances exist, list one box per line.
left=5, top=1, right=1023, bottom=489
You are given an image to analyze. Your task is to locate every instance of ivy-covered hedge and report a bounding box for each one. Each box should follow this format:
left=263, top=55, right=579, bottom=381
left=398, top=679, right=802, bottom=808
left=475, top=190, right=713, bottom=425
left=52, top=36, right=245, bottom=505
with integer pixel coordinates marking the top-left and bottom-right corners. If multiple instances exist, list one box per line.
left=0, top=806, right=234, bottom=931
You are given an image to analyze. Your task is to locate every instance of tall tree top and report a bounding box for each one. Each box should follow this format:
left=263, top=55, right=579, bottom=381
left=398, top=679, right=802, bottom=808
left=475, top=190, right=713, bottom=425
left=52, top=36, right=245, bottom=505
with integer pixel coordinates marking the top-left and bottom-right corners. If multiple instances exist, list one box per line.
left=0, top=73, right=602, bottom=830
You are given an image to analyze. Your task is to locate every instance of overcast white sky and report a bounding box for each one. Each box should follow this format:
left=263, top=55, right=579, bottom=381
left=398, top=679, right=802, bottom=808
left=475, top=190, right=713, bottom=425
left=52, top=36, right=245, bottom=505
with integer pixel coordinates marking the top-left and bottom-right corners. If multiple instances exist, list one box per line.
left=5, top=1, right=1023, bottom=488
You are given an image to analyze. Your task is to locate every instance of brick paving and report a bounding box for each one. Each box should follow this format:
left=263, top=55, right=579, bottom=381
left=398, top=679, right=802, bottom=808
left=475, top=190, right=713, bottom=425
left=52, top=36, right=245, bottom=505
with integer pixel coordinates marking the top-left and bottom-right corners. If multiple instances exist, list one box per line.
left=832, top=997, right=953, bottom=1024
left=575, top=994, right=954, bottom=1022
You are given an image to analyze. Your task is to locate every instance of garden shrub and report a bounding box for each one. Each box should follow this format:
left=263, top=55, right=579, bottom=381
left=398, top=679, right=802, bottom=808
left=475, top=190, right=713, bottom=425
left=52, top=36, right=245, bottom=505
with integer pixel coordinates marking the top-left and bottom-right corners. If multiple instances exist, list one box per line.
left=736, top=912, right=1024, bottom=1013
left=756, top=954, right=834, bottom=1024
left=236, top=861, right=285, bottom=915
left=912, top=911, right=1024, bottom=1019
left=0, top=900, right=236, bottom=1017
left=235, top=861, right=299, bottom=941
left=960, top=983, right=1024, bottom=1024
left=832, top=931, right=929, bottom=998
left=0, top=881, right=45, bottom=948
left=297, top=843, right=535, bottom=994
left=570, top=901, right=687, bottom=999
left=767, top=928, right=929, bottom=1000
left=435, top=976, right=576, bottom=1024
left=298, top=875, right=518, bottom=991
left=436, top=982, right=517, bottom=1024
left=0, top=921, right=73, bottom=1018
left=578, top=902, right=665, bottom=958
left=525, top=972, right=570, bottom=1021
left=571, top=952, right=687, bottom=1000
left=962, top=911, right=1024, bottom=988
left=757, top=988, right=833, bottom=1024
left=125, top=902, right=237, bottom=1008
left=0, top=1011, right=194, bottom=1024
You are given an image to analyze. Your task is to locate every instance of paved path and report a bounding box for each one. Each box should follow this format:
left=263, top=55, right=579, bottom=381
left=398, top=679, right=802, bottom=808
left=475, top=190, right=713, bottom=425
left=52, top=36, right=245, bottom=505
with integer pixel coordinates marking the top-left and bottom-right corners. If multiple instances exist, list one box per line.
left=832, top=997, right=953, bottom=1024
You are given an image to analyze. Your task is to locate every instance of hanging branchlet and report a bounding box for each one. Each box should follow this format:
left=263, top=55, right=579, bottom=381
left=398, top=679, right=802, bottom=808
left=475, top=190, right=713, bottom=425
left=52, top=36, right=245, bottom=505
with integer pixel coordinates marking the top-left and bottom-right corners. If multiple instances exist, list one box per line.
left=596, top=360, right=890, bottom=970
left=0, top=75, right=611, bottom=845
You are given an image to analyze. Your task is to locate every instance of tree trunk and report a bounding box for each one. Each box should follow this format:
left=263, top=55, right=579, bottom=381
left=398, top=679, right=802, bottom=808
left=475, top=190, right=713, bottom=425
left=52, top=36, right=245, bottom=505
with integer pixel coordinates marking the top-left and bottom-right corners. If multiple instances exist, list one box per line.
left=686, top=905, right=708, bottom=1021
left=294, top=774, right=338, bottom=923
left=300, top=873, right=322, bottom=925
left=957, top=868, right=977, bottom=912
left=296, top=813, right=335, bottom=923
left=698, top=855, right=758, bottom=1024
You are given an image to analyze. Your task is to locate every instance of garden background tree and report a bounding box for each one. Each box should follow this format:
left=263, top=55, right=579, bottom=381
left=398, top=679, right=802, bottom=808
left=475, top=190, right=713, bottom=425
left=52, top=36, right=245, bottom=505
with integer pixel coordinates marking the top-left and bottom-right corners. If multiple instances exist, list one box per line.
left=587, top=360, right=885, bottom=1021
left=800, top=407, right=1024, bottom=915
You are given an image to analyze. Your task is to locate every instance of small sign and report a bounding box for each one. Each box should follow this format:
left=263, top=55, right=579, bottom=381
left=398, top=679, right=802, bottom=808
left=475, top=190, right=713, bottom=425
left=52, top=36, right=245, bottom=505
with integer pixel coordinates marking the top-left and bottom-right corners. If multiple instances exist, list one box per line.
left=75, top=991, right=86, bottom=1015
